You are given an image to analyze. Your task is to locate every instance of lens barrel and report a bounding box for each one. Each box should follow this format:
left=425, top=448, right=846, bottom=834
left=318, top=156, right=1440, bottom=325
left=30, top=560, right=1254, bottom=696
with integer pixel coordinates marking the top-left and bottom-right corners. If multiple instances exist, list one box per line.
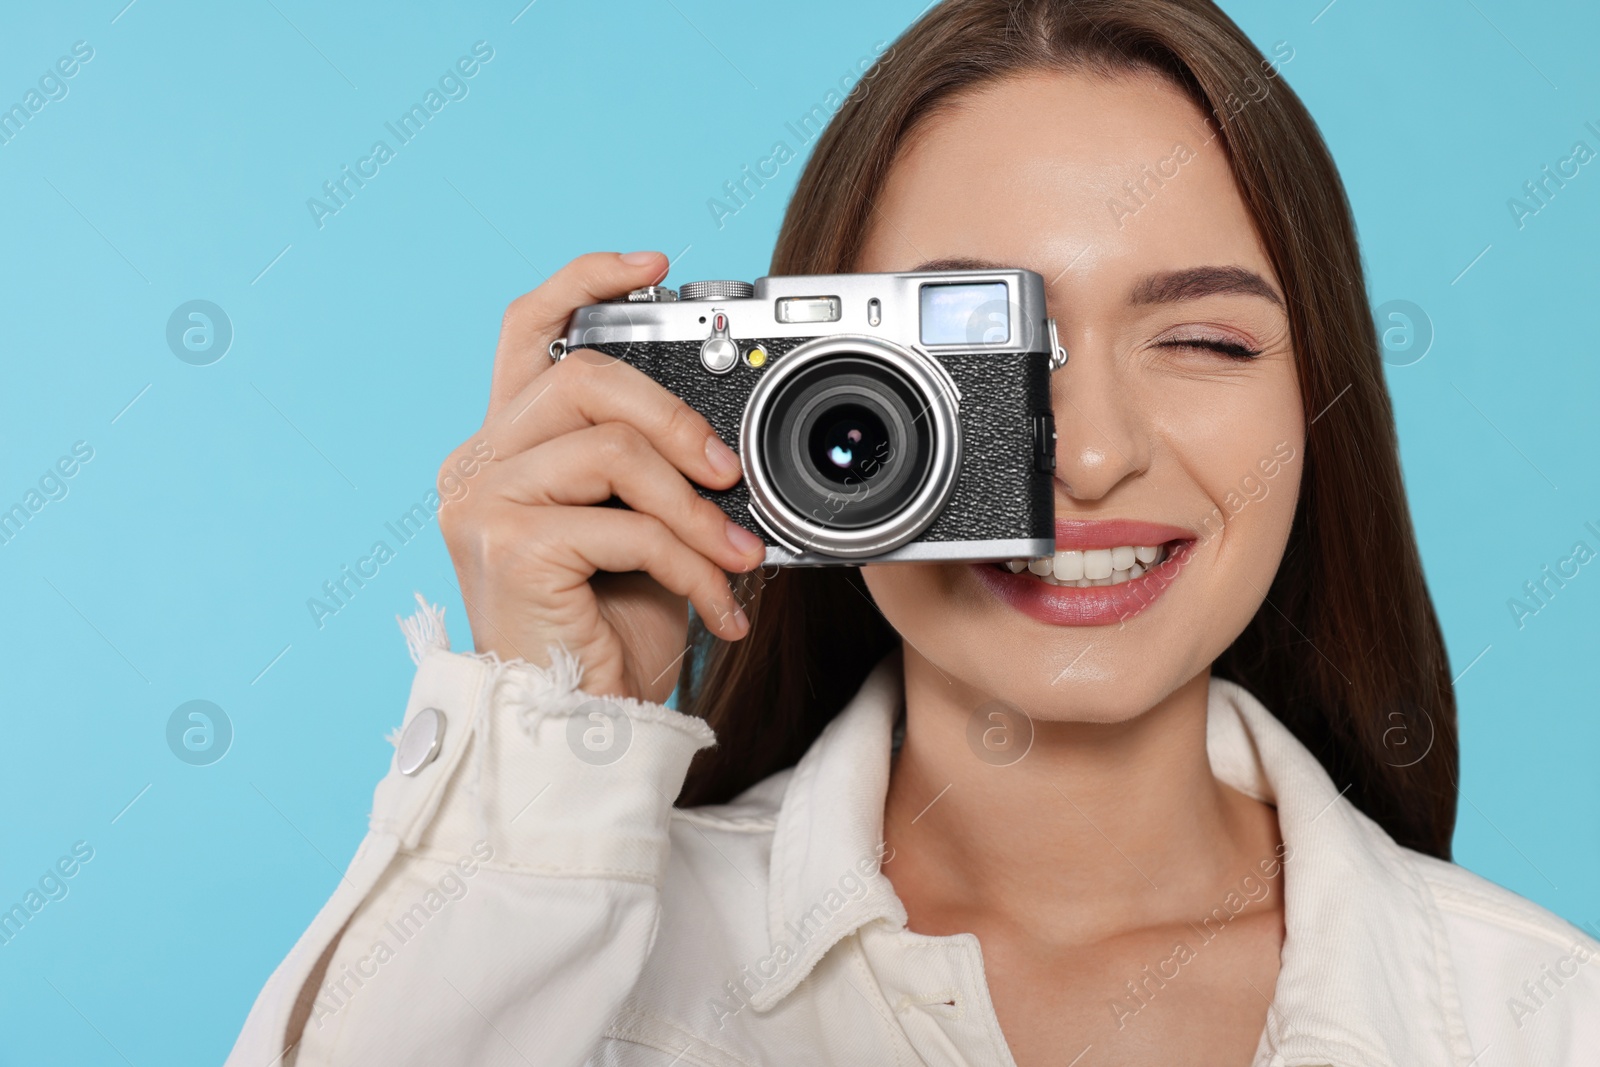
left=740, top=336, right=960, bottom=558
left=762, top=354, right=933, bottom=530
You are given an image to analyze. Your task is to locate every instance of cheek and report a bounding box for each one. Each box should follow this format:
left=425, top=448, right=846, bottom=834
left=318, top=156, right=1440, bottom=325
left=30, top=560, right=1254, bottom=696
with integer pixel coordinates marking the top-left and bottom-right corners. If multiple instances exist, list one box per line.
left=860, top=559, right=1066, bottom=701
left=1242, top=458, right=1301, bottom=570
left=859, top=562, right=976, bottom=663
left=1156, top=366, right=1303, bottom=567
left=860, top=563, right=945, bottom=624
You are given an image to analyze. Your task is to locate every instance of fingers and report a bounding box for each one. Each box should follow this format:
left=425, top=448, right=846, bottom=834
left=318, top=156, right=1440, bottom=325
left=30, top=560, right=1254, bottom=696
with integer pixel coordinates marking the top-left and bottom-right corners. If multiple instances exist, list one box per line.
left=537, top=506, right=750, bottom=639
left=484, top=355, right=743, bottom=492
left=488, top=422, right=767, bottom=576
left=488, top=251, right=669, bottom=418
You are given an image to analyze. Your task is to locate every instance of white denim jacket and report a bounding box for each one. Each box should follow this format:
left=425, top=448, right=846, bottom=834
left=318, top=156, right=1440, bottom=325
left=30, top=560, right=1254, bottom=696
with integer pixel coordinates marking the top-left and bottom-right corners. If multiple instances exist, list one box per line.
left=227, top=602, right=1600, bottom=1066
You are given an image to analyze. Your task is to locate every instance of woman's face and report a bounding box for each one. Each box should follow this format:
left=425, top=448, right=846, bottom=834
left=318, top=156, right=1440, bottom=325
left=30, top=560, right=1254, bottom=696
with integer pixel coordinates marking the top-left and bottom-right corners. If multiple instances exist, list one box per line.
left=857, top=69, right=1304, bottom=722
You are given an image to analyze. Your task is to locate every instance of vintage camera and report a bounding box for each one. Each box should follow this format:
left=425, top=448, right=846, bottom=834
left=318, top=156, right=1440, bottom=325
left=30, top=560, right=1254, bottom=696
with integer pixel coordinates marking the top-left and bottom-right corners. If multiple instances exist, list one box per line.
left=553, top=268, right=1064, bottom=565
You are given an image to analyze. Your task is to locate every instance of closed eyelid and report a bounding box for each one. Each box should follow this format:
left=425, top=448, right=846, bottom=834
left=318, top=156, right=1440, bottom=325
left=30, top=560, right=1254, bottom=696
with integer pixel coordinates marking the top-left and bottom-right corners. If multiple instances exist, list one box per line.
left=1152, top=318, right=1263, bottom=343
left=1157, top=336, right=1263, bottom=358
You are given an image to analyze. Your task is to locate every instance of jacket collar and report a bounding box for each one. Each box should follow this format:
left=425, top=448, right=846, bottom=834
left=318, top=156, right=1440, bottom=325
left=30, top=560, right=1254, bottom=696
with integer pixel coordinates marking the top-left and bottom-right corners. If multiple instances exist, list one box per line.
left=1205, top=678, right=1473, bottom=1065
left=752, top=655, right=1471, bottom=1065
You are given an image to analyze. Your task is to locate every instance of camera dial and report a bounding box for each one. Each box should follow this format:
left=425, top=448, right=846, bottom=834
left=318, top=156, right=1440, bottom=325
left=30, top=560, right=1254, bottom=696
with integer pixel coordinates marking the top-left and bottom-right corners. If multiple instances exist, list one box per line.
left=679, top=280, right=755, bottom=301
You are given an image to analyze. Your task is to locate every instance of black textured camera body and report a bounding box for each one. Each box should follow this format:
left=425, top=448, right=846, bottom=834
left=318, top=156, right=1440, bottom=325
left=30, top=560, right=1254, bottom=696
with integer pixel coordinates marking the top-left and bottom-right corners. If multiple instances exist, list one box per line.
left=583, top=337, right=1056, bottom=557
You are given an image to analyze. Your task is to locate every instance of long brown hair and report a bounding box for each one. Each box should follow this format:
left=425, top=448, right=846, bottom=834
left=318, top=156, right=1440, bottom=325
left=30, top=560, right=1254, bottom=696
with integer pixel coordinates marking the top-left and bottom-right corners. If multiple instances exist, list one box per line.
left=676, top=0, right=1458, bottom=859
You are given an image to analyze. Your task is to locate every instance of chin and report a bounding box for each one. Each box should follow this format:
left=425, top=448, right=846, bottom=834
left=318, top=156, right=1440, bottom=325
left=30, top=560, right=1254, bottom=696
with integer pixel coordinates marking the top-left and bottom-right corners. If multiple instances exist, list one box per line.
left=966, top=634, right=1197, bottom=724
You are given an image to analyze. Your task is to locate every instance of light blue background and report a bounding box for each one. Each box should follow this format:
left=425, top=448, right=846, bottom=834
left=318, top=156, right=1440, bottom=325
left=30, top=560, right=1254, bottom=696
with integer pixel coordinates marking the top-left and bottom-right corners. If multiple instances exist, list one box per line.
left=1, top=0, right=1595, bottom=1062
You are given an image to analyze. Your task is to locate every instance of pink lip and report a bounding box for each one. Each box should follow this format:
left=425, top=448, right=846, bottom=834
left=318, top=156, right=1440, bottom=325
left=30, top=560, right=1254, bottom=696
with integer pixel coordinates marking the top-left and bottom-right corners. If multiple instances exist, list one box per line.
left=1051, top=519, right=1194, bottom=551
left=969, top=519, right=1197, bottom=627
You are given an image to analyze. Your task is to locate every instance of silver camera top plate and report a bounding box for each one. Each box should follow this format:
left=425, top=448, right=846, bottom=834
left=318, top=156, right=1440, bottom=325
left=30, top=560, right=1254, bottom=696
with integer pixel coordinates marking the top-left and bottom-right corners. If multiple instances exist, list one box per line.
left=560, top=268, right=1052, bottom=354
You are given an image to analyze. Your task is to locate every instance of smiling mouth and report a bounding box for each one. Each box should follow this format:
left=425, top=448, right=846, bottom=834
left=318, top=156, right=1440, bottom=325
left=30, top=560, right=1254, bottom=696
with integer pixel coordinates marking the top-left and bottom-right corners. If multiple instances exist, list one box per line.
left=972, top=522, right=1196, bottom=626
left=995, top=542, right=1180, bottom=587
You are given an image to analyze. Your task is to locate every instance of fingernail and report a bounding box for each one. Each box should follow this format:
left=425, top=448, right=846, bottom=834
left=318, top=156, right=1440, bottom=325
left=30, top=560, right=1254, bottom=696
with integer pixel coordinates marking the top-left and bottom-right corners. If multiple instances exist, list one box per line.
left=705, top=435, right=740, bottom=477
left=729, top=605, right=749, bottom=634
left=620, top=250, right=662, bottom=266
left=726, top=520, right=764, bottom=556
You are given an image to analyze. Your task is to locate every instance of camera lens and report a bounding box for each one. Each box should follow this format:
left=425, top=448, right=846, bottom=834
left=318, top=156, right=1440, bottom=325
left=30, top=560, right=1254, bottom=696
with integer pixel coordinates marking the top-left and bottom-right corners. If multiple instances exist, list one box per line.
left=808, top=404, right=889, bottom=484
left=760, top=354, right=933, bottom=531
left=739, top=335, right=961, bottom=559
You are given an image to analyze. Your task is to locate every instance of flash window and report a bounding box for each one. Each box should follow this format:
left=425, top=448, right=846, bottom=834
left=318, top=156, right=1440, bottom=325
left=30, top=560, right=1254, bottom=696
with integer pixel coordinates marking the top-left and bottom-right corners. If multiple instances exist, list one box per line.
left=776, top=295, right=843, bottom=324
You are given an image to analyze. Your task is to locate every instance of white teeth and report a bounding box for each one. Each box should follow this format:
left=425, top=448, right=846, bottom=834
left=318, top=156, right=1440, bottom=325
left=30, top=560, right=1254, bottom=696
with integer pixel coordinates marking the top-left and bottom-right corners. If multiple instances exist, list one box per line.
left=1083, top=549, right=1113, bottom=580
left=999, top=544, right=1169, bottom=588
left=1053, top=550, right=1084, bottom=582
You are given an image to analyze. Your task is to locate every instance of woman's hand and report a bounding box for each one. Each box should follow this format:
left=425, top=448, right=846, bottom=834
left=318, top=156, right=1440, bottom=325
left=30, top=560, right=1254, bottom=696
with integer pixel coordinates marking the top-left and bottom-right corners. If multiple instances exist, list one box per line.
left=438, top=251, right=765, bottom=703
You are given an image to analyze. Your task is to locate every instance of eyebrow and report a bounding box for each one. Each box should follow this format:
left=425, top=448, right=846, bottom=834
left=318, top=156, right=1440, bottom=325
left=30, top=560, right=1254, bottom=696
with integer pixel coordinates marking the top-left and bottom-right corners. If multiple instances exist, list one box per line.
left=909, top=257, right=1009, bottom=273
left=1128, top=265, right=1283, bottom=308
left=907, top=258, right=1284, bottom=309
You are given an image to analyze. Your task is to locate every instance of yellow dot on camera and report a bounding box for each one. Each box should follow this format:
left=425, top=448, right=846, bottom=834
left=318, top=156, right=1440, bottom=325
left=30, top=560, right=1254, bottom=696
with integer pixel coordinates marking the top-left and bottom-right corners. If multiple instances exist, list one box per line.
left=745, top=345, right=767, bottom=368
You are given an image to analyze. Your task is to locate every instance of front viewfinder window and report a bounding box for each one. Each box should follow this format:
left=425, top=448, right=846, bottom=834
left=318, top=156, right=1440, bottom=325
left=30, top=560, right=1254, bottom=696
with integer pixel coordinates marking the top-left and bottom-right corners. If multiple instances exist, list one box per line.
left=919, top=281, right=1008, bottom=345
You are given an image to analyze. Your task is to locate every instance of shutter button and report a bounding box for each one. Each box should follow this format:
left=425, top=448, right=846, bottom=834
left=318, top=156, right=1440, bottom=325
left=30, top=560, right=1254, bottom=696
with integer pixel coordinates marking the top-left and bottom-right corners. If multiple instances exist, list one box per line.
left=397, top=707, right=446, bottom=775
left=700, top=311, right=738, bottom=374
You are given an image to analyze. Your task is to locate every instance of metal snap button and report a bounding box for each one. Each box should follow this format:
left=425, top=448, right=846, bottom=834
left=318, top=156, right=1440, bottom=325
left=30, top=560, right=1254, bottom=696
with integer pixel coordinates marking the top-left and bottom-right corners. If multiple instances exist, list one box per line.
left=397, top=707, right=446, bottom=776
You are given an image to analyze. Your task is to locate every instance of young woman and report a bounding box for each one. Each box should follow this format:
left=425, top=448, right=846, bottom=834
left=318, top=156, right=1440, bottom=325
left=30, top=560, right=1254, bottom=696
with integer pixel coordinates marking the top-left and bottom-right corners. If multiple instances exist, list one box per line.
left=228, top=1, right=1599, bottom=1064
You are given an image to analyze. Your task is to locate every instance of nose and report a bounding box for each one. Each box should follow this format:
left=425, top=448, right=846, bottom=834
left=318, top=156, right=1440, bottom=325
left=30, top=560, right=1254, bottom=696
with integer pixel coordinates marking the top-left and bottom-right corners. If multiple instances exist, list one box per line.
left=1049, top=329, right=1150, bottom=502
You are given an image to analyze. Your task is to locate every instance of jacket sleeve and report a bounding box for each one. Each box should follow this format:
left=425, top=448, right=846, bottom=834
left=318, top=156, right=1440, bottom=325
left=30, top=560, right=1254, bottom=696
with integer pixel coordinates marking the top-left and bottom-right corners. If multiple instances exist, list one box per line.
left=224, top=598, right=716, bottom=1067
